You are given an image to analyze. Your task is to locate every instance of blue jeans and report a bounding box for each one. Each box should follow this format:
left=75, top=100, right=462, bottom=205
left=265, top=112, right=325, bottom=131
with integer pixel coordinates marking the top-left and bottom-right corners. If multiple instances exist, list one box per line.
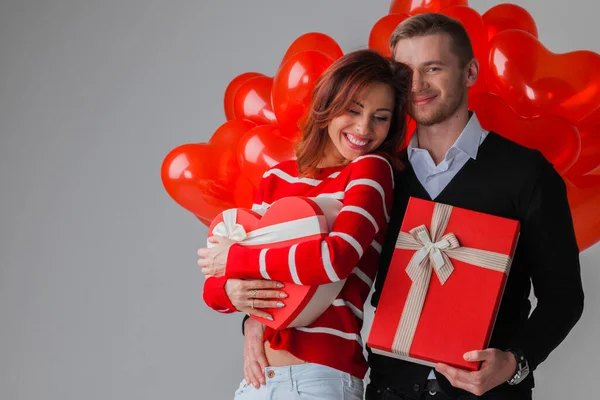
left=234, top=363, right=364, bottom=399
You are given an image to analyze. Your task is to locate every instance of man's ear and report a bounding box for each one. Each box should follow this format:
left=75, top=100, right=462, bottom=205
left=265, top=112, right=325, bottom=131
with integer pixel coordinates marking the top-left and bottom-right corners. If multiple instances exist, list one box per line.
left=465, top=58, right=479, bottom=88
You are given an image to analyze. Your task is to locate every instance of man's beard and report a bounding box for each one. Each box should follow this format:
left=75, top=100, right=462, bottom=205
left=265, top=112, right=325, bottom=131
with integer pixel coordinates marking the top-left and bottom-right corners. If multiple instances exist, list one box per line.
left=409, top=88, right=465, bottom=126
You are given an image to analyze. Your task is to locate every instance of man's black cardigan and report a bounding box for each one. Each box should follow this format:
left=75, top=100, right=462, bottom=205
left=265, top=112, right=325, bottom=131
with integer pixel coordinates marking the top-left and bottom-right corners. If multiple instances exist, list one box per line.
left=368, top=132, right=584, bottom=398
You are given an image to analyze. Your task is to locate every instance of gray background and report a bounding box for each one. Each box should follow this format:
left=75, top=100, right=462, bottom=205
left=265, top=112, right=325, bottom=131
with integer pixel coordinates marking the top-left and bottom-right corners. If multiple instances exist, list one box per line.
left=1, top=0, right=598, bottom=399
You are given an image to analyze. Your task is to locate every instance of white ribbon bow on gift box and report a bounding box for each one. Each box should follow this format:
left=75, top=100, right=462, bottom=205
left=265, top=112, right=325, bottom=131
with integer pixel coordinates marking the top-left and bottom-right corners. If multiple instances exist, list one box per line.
left=409, top=228, right=459, bottom=285
left=211, top=209, right=248, bottom=242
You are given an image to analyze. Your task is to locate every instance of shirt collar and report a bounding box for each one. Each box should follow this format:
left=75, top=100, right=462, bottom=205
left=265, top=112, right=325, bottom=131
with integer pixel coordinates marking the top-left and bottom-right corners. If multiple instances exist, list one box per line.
left=407, top=112, right=486, bottom=161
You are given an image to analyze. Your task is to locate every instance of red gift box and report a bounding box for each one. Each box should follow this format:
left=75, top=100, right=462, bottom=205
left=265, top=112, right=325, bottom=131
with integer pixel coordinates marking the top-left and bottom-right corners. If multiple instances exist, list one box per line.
left=367, top=197, right=519, bottom=371
left=207, top=196, right=345, bottom=330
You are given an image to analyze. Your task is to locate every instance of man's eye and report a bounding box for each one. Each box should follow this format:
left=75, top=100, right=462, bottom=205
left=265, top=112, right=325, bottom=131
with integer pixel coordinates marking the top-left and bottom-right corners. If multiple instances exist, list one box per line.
left=427, top=67, right=440, bottom=72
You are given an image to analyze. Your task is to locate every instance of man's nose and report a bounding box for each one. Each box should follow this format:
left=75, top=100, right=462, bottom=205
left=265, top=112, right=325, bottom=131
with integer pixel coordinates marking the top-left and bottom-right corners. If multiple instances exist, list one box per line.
left=412, top=71, right=428, bottom=92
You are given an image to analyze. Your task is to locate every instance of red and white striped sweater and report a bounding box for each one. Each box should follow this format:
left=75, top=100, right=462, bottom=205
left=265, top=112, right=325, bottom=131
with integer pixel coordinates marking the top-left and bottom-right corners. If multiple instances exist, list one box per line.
left=203, top=154, right=394, bottom=378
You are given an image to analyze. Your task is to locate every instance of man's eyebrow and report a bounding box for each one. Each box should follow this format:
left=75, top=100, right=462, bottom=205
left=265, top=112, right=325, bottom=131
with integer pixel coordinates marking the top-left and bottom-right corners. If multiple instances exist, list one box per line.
left=421, top=60, right=445, bottom=67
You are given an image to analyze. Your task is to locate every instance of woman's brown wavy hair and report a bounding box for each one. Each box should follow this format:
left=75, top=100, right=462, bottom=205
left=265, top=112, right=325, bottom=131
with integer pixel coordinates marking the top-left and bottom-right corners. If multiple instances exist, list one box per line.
left=295, top=49, right=412, bottom=176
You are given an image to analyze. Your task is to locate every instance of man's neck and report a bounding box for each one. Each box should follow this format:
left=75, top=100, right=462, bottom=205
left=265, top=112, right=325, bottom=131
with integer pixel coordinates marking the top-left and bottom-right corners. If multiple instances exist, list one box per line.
left=416, top=108, right=470, bottom=165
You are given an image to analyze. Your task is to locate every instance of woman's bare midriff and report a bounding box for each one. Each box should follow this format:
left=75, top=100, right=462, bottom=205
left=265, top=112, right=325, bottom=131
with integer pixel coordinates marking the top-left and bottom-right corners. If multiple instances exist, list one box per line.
left=264, top=340, right=307, bottom=366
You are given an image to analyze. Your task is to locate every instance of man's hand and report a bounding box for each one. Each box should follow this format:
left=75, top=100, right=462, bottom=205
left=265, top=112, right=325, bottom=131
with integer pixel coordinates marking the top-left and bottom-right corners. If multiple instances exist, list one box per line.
left=435, top=349, right=517, bottom=396
left=244, top=318, right=268, bottom=388
left=224, top=279, right=287, bottom=320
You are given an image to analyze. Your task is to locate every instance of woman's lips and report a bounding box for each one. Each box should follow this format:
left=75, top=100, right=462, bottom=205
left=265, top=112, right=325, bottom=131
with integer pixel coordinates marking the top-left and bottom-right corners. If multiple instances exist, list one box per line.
left=344, top=132, right=370, bottom=150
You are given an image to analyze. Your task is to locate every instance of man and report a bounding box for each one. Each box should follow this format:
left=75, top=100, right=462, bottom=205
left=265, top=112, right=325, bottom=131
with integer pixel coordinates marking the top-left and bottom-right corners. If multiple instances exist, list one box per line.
left=365, top=13, right=584, bottom=400
left=223, top=12, right=584, bottom=399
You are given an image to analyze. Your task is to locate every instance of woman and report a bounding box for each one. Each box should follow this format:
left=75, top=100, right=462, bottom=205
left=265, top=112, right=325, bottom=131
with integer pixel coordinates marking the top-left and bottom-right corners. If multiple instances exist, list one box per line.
left=198, top=49, right=411, bottom=399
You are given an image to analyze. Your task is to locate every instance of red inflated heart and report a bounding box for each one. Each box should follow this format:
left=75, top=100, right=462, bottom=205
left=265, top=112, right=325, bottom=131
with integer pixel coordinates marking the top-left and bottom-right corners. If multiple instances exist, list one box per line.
left=566, top=178, right=600, bottom=251
left=209, top=119, right=257, bottom=149
left=233, top=174, right=257, bottom=209
left=403, top=116, right=416, bottom=150
left=238, top=125, right=297, bottom=188
left=224, top=72, right=265, bottom=121
left=208, top=197, right=344, bottom=330
left=272, top=50, right=334, bottom=130
left=487, top=30, right=600, bottom=123
left=208, top=119, right=257, bottom=185
left=482, top=3, right=538, bottom=42
left=280, top=32, right=343, bottom=67
left=566, top=109, right=600, bottom=187
left=470, top=92, right=581, bottom=175
left=389, top=0, right=468, bottom=15
left=161, top=143, right=236, bottom=224
left=233, top=76, right=278, bottom=125
left=369, top=14, right=411, bottom=57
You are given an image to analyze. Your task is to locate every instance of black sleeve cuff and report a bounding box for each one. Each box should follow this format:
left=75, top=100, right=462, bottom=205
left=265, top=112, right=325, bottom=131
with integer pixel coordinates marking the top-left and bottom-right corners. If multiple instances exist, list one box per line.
left=241, top=314, right=250, bottom=335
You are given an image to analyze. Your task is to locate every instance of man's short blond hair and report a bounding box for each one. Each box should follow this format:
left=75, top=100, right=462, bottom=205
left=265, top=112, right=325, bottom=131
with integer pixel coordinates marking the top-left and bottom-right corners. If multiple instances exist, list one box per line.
left=389, top=13, right=474, bottom=67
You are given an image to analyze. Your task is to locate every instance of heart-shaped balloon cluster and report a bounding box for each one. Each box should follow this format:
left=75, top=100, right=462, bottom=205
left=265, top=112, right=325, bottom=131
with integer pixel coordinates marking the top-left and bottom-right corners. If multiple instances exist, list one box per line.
left=367, top=0, right=600, bottom=251
left=161, top=33, right=342, bottom=223
left=163, top=1, right=600, bottom=251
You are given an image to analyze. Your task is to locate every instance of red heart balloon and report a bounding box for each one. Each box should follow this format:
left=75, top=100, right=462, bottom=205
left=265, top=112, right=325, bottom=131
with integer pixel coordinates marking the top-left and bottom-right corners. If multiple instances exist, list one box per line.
left=233, top=76, right=278, bottom=125
left=403, top=116, right=416, bottom=150
left=368, top=14, right=411, bottom=57
left=277, top=125, right=303, bottom=141
left=280, top=32, right=343, bottom=66
left=209, top=119, right=257, bottom=149
left=482, top=3, right=538, bottom=42
left=208, top=119, right=257, bottom=185
left=238, top=125, right=297, bottom=188
left=440, top=6, right=489, bottom=96
left=196, top=215, right=212, bottom=226
left=390, top=0, right=467, bottom=15
left=272, top=50, right=334, bottom=130
left=224, top=72, right=265, bottom=121
left=161, top=143, right=236, bottom=223
left=566, top=108, right=600, bottom=187
left=471, top=92, right=581, bottom=175
left=567, top=178, right=600, bottom=251
left=487, top=30, right=600, bottom=123
left=233, top=174, right=257, bottom=209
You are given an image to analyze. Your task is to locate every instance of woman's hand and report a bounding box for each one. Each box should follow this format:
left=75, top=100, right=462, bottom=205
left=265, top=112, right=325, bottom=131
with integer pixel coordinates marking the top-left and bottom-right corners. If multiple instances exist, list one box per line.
left=224, top=279, right=287, bottom=320
left=197, top=236, right=235, bottom=277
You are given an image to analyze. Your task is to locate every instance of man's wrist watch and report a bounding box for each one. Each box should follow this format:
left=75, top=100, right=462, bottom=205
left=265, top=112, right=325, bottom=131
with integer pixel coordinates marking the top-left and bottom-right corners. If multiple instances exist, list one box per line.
left=506, top=348, right=530, bottom=385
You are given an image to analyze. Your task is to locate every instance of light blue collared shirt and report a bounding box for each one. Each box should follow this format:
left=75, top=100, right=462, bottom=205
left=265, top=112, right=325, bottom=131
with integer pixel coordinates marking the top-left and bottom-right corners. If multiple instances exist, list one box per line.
left=407, top=113, right=489, bottom=200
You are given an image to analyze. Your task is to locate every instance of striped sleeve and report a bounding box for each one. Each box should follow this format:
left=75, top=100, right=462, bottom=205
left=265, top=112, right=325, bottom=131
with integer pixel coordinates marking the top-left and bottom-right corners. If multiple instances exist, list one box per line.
left=225, top=155, right=394, bottom=285
left=201, top=177, right=268, bottom=313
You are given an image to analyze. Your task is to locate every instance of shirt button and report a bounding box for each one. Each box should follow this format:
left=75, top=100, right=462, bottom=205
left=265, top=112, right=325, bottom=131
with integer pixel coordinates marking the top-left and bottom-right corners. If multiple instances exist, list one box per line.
left=267, top=370, right=276, bottom=379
